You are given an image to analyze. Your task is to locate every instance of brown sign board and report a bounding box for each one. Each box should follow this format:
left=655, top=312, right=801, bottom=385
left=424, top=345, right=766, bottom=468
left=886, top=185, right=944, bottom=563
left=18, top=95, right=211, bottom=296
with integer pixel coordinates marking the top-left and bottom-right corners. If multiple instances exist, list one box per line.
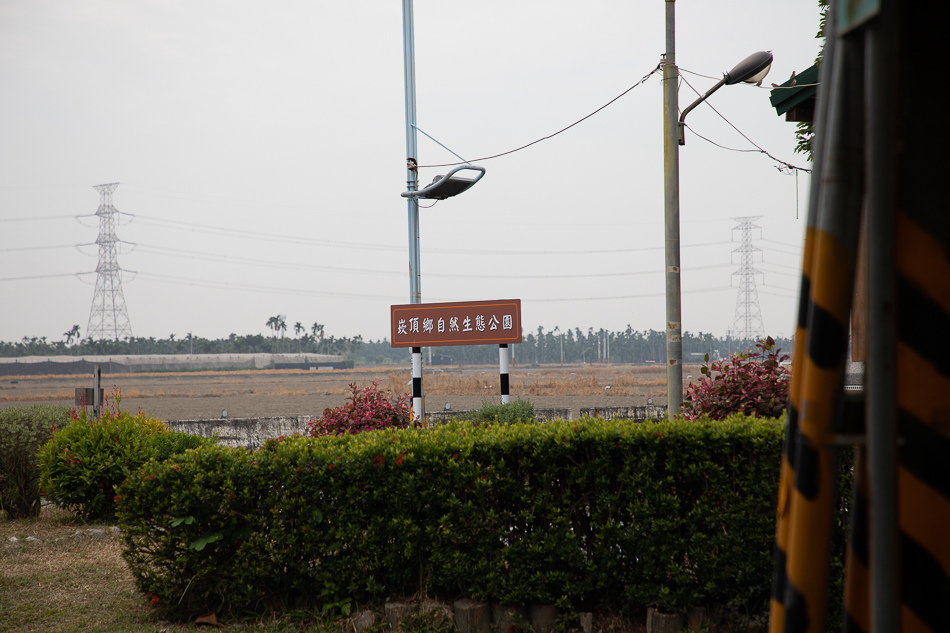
left=391, top=299, right=522, bottom=348
left=74, top=388, right=104, bottom=407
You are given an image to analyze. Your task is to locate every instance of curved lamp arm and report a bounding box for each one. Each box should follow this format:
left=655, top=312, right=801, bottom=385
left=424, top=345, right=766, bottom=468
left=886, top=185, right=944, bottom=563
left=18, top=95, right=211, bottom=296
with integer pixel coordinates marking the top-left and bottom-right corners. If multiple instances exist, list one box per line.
left=677, top=51, right=773, bottom=146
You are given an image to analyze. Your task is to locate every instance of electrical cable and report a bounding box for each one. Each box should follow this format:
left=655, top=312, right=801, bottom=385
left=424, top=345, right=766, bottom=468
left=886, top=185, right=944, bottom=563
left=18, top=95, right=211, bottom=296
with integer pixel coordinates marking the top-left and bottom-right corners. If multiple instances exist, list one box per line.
left=0, top=215, right=76, bottom=223
left=417, top=63, right=662, bottom=168
left=679, top=73, right=811, bottom=174
left=131, top=243, right=734, bottom=280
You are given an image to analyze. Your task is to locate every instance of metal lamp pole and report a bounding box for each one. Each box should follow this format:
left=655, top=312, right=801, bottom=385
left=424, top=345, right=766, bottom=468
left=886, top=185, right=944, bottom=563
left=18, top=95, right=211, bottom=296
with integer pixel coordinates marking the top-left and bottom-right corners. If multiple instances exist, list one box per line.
left=661, top=0, right=772, bottom=417
left=662, top=0, right=683, bottom=417
left=402, top=0, right=423, bottom=420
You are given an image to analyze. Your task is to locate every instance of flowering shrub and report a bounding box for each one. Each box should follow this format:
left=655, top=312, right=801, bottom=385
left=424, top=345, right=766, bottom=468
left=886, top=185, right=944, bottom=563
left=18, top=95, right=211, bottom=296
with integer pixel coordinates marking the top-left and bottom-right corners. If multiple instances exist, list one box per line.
left=307, top=381, right=412, bottom=436
left=38, top=391, right=210, bottom=520
left=681, top=336, right=790, bottom=420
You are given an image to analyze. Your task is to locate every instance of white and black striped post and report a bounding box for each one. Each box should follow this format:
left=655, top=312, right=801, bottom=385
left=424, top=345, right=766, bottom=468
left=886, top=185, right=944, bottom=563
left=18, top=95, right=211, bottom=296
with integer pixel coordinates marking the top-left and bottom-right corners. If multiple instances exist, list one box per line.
left=499, top=344, right=510, bottom=404
left=412, top=347, right=423, bottom=420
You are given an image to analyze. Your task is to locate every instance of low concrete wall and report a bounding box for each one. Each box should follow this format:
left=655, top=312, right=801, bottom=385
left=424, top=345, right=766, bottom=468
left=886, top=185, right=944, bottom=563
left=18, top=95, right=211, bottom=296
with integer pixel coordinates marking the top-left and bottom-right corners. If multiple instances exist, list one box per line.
left=578, top=405, right=668, bottom=420
left=425, top=407, right=572, bottom=424
left=168, top=405, right=667, bottom=449
left=166, top=416, right=312, bottom=449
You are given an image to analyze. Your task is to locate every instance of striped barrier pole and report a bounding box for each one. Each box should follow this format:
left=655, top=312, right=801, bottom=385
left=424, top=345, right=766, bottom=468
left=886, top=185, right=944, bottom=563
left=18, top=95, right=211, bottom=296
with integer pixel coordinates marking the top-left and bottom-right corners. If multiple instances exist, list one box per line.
left=769, top=9, right=836, bottom=630
left=893, top=210, right=950, bottom=632
left=783, top=20, right=865, bottom=633
left=499, top=344, right=510, bottom=405
left=411, top=347, right=422, bottom=421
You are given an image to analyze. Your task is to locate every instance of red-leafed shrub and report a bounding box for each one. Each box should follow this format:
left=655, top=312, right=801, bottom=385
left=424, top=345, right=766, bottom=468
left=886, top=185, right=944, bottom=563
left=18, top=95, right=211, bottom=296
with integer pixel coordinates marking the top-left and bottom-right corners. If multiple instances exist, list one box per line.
left=681, top=336, right=790, bottom=420
left=307, top=381, right=412, bottom=436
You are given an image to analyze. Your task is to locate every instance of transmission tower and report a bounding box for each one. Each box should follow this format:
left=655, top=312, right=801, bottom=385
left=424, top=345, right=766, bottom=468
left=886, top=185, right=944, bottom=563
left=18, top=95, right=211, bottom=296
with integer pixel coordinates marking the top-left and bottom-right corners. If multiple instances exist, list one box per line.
left=86, top=183, right=133, bottom=341
left=729, top=216, right=765, bottom=342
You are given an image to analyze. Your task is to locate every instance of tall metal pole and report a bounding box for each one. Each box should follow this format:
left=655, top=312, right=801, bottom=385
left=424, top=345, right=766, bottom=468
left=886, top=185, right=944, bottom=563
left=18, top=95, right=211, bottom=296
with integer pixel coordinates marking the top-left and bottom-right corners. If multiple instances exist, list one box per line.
left=662, top=0, right=683, bottom=416
left=402, top=0, right=423, bottom=420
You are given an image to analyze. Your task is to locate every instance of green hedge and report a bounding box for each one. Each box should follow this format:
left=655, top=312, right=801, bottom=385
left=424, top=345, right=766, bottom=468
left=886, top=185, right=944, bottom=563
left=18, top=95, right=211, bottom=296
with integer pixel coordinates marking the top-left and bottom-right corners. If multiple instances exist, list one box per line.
left=0, top=405, right=70, bottom=519
left=118, top=415, right=788, bottom=619
left=39, top=415, right=214, bottom=520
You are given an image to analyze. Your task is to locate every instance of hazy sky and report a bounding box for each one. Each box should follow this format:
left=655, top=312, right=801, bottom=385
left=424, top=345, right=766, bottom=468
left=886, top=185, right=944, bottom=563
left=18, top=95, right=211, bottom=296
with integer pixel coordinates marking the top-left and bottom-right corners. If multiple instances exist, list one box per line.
left=0, top=1, right=818, bottom=345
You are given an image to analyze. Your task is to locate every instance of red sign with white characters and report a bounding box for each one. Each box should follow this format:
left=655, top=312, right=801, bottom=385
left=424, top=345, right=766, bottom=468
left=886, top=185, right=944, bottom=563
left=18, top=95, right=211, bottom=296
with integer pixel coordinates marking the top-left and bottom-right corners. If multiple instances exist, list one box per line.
left=390, top=299, right=522, bottom=347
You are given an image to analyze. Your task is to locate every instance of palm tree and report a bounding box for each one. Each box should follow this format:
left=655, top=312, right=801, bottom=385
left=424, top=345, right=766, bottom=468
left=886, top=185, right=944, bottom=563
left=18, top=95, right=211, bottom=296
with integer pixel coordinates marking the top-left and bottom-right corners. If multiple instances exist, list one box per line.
left=311, top=322, right=325, bottom=353
left=64, top=325, right=81, bottom=346
left=266, top=315, right=287, bottom=352
left=293, top=322, right=304, bottom=352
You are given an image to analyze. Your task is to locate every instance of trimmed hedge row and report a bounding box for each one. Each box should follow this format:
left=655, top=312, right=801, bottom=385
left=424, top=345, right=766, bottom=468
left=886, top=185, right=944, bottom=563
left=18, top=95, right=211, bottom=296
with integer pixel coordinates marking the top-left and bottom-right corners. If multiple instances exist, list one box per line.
left=0, top=405, right=70, bottom=519
left=118, top=416, right=786, bottom=619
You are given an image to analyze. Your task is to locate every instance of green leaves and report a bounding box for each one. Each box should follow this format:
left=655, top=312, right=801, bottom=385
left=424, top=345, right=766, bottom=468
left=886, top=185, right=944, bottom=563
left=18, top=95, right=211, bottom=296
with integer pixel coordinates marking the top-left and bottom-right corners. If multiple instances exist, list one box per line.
left=37, top=399, right=212, bottom=521
left=117, top=417, right=794, bottom=620
left=190, top=531, right=223, bottom=551
left=0, top=405, right=69, bottom=519
left=682, top=336, right=791, bottom=420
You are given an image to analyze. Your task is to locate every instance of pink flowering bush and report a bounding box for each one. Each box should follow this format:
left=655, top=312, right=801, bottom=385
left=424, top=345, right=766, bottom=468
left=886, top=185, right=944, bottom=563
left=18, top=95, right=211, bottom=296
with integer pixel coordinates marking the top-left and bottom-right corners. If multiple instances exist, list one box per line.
left=681, top=336, right=791, bottom=420
left=308, top=381, right=412, bottom=436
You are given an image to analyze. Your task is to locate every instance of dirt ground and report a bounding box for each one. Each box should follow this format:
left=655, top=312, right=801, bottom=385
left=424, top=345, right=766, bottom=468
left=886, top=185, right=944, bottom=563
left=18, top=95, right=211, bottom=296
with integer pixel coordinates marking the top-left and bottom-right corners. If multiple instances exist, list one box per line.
left=0, top=364, right=704, bottom=421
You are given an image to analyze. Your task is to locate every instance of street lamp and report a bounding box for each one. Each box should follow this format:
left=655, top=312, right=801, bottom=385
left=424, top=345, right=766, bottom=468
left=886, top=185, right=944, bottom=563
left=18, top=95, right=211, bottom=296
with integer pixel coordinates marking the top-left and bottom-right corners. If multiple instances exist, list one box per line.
left=678, top=51, right=773, bottom=145
left=401, top=0, right=486, bottom=421
left=662, top=0, right=772, bottom=418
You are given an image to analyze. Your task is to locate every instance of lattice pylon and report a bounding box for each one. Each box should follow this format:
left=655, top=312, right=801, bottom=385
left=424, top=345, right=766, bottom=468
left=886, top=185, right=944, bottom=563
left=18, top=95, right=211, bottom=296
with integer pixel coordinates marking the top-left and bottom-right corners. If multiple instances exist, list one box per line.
left=86, top=183, right=133, bottom=341
left=730, top=216, right=765, bottom=342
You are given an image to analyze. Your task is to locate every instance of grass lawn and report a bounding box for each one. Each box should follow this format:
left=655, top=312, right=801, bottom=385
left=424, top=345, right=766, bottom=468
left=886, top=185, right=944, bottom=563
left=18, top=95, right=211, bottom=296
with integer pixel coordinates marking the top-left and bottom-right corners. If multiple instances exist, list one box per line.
left=0, top=506, right=341, bottom=632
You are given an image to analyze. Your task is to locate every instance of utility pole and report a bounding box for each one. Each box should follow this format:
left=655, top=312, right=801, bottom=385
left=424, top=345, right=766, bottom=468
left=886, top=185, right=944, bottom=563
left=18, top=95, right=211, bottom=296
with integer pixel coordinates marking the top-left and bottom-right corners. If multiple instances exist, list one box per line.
left=402, top=0, right=423, bottom=421
left=662, top=0, right=683, bottom=416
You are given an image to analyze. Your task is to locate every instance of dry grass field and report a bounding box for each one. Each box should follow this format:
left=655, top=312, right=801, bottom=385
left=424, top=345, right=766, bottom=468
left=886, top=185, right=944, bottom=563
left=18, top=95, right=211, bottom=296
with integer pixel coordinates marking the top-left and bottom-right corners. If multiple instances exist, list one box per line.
left=0, top=364, right=697, bottom=631
left=0, top=364, right=703, bottom=421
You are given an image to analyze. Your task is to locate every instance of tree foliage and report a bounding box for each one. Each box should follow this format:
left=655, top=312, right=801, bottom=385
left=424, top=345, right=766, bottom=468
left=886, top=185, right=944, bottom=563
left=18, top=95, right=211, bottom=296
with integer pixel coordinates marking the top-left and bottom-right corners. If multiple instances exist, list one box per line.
left=681, top=336, right=791, bottom=420
left=307, top=381, right=412, bottom=437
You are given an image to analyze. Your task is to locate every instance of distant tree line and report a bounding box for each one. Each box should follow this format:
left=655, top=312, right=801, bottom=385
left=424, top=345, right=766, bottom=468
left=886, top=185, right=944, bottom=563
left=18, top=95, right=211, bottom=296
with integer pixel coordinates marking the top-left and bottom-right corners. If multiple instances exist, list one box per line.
left=360, top=327, right=792, bottom=367
left=1, top=319, right=364, bottom=360
left=1, top=323, right=791, bottom=367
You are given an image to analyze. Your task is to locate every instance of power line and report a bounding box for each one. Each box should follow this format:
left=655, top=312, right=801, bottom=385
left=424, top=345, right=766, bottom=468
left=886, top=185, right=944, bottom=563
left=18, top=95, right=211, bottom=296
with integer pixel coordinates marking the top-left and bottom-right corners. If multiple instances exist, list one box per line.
left=679, top=73, right=811, bottom=174
left=130, top=214, right=732, bottom=256
left=133, top=242, right=735, bottom=279
left=0, top=272, right=89, bottom=282
left=0, top=244, right=78, bottom=253
left=417, top=63, right=662, bottom=168
left=0, top=215, right=76, bottom=223
left=528, top=285, right=733, bottom=302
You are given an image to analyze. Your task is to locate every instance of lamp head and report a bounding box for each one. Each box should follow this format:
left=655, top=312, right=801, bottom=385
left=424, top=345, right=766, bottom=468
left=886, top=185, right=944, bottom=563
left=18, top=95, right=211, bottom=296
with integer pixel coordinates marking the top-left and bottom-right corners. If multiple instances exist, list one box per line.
left=724, top=51, right=773, bottom=86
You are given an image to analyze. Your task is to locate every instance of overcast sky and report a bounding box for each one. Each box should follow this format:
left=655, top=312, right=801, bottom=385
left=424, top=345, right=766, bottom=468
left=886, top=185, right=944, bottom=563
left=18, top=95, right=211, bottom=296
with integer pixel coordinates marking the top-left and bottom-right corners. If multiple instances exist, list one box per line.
left=0, top=1, right=818, bottom=346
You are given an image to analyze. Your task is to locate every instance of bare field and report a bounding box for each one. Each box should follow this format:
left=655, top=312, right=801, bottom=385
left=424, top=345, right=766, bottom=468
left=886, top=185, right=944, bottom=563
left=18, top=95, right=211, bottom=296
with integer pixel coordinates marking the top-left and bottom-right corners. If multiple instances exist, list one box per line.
left=0, top=364, right=703, bottom=421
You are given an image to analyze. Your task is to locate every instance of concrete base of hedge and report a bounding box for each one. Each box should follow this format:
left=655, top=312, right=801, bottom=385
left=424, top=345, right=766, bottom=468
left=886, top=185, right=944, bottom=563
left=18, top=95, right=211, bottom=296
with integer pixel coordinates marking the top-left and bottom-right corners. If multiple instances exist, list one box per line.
left=363, top=602, right=713, bottom=633
left=579, top=612, right=594, bottom=633
left=529, top=604, right=557, bottom=633
left=646, top=607, right=684, bottom=633
left=386, top=602, right=416, bottom=630
left=491, top=603, right=528, bottom=633
left=350, top=610, right=376, bottom=632
left=454, top=599, right=492, bottom=633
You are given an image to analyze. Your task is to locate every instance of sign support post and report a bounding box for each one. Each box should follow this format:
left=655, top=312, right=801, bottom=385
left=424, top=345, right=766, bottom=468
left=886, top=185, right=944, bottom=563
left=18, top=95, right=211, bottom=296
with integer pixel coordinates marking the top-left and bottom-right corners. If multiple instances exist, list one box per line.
left=499, top=344, right=510, bottom=404
left=392, top=299, right=522, bottom=417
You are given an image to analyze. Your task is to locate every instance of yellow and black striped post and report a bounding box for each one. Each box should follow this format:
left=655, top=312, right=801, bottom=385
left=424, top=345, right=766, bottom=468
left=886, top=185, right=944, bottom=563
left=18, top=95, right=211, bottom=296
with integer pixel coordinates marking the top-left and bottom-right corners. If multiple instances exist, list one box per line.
left=771, top=9, right=865, bottom=632
left=891, top=210, right=950, bottom=632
